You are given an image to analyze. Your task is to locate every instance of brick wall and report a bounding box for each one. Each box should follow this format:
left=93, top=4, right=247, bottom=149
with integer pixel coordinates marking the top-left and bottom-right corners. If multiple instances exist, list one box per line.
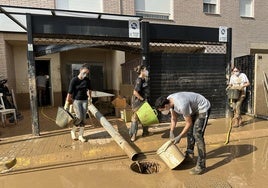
left=103, top=0, right=135, bottom=15
left=0, top=0, right=55, bottom=8
left=0, top=34, right=7, bottom=79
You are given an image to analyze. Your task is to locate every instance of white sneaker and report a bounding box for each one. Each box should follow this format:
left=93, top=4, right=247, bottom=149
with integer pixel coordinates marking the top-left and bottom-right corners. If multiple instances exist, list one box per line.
left=71, top=126, right=77, bottom=140
left=78, top=136, right=86, bottom=142
left=78, top=127, right=86, bottom=142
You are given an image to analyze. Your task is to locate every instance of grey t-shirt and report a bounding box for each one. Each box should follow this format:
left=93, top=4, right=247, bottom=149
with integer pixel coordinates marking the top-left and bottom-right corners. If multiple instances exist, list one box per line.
left=167, top=92, right=211, bottom=117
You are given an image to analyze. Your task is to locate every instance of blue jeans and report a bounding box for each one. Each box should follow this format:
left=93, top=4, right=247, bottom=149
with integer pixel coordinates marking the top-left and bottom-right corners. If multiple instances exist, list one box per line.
left=187, top=108, right=211, bottom=168
left=73, top=100, right=88, bottom=127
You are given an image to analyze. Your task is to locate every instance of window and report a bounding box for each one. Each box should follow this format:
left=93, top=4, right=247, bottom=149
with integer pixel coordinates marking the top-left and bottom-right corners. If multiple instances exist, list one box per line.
left=203, top=0, right=219, bottom=14
left=240, top=0, right=254, bottom=17
left=135, top=0, right=172, bottom=20
left=56, top=0, right=103, bottom=12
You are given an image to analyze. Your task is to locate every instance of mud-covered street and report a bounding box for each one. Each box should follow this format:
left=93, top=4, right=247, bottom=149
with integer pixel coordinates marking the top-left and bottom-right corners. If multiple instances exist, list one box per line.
left=0, top=108, right=267, bottom=188
left=0, top=137, right=267, bottom=188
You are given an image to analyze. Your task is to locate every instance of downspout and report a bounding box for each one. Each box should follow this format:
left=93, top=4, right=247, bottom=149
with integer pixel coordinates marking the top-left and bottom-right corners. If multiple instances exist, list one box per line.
left=226, top=28, right=232, bottom=118
left=88, top=104, right=138, bottom=160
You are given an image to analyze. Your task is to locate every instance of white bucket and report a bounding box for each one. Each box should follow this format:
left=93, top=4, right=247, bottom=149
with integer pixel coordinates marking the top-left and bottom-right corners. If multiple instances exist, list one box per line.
left=156, top=140, right=185, bottom=169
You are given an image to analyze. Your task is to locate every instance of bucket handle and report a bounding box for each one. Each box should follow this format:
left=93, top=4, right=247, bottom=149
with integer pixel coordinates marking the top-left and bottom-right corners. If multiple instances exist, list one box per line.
left=153, top=109, right=158, bottom=116
left=163, top=140, right=174, bottom=151
left=158, top=140, right=174, bottom=154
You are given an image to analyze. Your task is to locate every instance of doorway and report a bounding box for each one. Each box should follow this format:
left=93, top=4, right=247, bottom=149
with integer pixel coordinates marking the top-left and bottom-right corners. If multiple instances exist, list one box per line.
left=35, top=60, right=51, bottom=106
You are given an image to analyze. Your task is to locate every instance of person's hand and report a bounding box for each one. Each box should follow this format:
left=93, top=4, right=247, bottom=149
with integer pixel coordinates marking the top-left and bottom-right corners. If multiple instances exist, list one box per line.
left=88, top=97, right=92, bottom=105
left=169, top=130, right=175, bottom=139
left=66, top=97, right=73, bottom=104
left=64, top=101, right=70, bottom=110
left=238, top=85, right=244, bottom=90
left=173, top=135, right=182, bottom=144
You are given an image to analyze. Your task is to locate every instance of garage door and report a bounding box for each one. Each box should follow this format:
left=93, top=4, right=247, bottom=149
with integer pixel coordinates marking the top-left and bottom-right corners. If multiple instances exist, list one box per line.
left=150, top=53, right=227, bottom=118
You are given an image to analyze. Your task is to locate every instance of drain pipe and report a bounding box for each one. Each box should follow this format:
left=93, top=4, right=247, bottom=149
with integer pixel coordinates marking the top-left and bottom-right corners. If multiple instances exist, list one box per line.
left=88, top=104, right=138, bottom=160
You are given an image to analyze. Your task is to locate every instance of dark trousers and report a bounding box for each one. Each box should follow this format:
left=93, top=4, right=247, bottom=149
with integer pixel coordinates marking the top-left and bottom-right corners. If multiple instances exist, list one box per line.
left=187, top=108, right=211, bottom=168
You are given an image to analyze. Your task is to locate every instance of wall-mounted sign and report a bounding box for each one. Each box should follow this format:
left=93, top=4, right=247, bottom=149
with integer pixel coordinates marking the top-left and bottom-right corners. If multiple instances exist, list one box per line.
left=129, top=20, right=140, bottom=38
left=219, top=26, right=228, bottom=42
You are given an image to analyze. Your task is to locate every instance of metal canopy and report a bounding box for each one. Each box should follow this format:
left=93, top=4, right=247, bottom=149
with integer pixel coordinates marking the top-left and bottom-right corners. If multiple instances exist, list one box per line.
left=0, top=5, right=141, bottom=32
left=0, top=5, right=231, bottom=136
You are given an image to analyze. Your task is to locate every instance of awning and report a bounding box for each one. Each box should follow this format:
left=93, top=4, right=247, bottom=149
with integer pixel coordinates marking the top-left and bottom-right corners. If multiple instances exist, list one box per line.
left=0, top=5, right=141, bottom=32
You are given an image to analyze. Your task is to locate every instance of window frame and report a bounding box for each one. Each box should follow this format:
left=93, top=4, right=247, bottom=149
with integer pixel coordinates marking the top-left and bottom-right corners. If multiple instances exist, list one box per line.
left=55, top=0, right=103, bottom=13
left=240, top=0, right=254, bottom=18
left=203, top=0, right=220, bottom=15
left=135, top=0, right=173, bottom=20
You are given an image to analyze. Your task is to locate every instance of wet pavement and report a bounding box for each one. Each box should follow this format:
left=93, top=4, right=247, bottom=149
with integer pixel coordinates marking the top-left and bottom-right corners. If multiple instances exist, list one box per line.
left=0, top=107, right=267, bottom=187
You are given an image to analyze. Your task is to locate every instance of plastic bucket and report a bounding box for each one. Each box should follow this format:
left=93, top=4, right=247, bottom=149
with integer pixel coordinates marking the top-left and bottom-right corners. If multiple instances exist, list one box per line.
left=227, top=89, right=241, bottom=100
left=156, top=140, right=185, bottom=169
left=136, top=102, right=159, bottom=126
left=55, top=107, right=74, bottom=128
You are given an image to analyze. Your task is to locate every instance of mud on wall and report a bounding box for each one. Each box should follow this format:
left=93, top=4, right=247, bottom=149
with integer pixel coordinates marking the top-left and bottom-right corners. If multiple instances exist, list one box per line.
left=13, top=45, right=61, bottom=109
left=254, top=53, right=268, bottom=117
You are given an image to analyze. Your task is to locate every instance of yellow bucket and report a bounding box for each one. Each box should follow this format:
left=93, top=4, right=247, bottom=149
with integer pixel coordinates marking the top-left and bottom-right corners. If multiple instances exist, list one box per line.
left=157, top=140, right=185, bottom=169
left=136, top=102, right=159, bottom=126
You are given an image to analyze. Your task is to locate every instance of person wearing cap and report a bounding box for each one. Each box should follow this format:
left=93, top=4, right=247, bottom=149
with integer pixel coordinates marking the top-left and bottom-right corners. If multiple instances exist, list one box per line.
left=65, top=64, right=92, bottom=142
left=155, top=92, right=211, bottom=175
left=227, top=66, right=250, bottom=127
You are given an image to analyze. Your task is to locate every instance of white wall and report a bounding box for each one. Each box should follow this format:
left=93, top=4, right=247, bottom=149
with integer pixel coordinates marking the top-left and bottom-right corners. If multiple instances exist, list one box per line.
left=13, top=45, right=61, bottom=105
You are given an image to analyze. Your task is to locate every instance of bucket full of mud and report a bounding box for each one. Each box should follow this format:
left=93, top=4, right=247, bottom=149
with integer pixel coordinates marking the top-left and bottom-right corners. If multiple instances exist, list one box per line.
left=156, top=140, right=185, bottom=169
left=136, top=102, right=159, bottom=126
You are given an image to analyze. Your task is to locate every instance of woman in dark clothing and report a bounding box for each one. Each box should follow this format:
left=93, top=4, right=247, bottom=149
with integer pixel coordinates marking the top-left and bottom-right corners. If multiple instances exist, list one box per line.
left=66, top=64, right=92, bottom=142
left=129, top=65, right=151, bottom=142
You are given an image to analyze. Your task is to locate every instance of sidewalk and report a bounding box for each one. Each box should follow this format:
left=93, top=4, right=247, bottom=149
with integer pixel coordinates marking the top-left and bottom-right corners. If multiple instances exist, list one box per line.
left=0, top=107, right=267, bottom=173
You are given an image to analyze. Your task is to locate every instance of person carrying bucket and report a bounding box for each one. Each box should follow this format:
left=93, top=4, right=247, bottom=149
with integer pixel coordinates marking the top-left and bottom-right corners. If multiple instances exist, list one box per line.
left=129, top=65, right=152, bottom=142
left=226, top=66, right=250, bottom=128
left=65, top=64, right=92, bottom=142
left=155, top=92, right=211, bottom=175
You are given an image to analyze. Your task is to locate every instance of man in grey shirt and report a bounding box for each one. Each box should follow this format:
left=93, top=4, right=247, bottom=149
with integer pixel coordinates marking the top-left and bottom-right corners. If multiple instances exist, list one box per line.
left=155, top=92, right=211, bottom=175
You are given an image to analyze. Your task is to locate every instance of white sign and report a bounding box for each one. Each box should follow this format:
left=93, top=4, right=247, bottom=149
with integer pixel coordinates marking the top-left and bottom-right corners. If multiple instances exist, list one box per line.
left=28, top=44, right=33, bottom=51
left=219, top=26, right=228, bottom=42
left=129, top=20, right=140, bottom=38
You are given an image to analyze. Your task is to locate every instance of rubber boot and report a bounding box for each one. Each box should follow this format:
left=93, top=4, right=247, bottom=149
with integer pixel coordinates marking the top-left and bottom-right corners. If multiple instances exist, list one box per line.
left=238, top=116, right=242, bottom=127
left=129, top=122, right=138, bottom=142
left=231, top=117, right=239, bottom=128
left=142, top=126, right=153, bottom=137
left=71, top=126, right=78, bottom=140
left=78, top=127, right=86, bottom=142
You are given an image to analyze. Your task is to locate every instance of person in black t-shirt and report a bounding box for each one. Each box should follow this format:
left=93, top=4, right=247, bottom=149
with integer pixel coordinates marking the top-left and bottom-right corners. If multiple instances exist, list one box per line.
left=66, top=64, right=92, bottom=142
left=129, top=65, right=152, bottom=142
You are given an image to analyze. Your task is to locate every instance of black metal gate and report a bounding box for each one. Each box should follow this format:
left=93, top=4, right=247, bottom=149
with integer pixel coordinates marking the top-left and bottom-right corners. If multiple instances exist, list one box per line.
left=150, top=53, right=227, bottom=118
left=234, top=55, right=255, bottom=115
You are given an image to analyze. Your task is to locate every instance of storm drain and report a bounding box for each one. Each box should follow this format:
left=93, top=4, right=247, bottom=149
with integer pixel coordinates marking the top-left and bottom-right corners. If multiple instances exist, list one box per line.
left=130, top=160, right=161, bottom=174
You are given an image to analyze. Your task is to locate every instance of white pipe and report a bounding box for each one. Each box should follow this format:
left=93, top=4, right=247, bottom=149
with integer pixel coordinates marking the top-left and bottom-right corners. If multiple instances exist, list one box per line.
left=88, top=103, right=138, bottom=160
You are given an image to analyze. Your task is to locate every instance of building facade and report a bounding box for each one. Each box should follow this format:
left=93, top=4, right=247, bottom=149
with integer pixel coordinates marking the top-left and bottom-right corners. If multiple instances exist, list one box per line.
left=0, top=0, right=267, bottom=109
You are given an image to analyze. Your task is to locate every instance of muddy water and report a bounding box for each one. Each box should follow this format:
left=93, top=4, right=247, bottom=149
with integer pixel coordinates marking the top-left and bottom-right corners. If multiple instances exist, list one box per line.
left=1, top=137, right=267, bottom=188
left=1, top=108, right=267, bottom=188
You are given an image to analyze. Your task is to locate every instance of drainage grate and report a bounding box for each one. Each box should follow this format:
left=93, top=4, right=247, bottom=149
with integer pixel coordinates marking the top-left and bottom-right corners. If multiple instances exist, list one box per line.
left=130, top=160, right=161, bottom=174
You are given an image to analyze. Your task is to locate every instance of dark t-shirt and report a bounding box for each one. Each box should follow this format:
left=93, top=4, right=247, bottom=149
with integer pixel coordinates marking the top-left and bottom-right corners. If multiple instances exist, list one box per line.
left=134, top=77, right=148, bottom=99
left=68, top=77, right=92, bottom=100
left=132, top=77, right=149, bottom=109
